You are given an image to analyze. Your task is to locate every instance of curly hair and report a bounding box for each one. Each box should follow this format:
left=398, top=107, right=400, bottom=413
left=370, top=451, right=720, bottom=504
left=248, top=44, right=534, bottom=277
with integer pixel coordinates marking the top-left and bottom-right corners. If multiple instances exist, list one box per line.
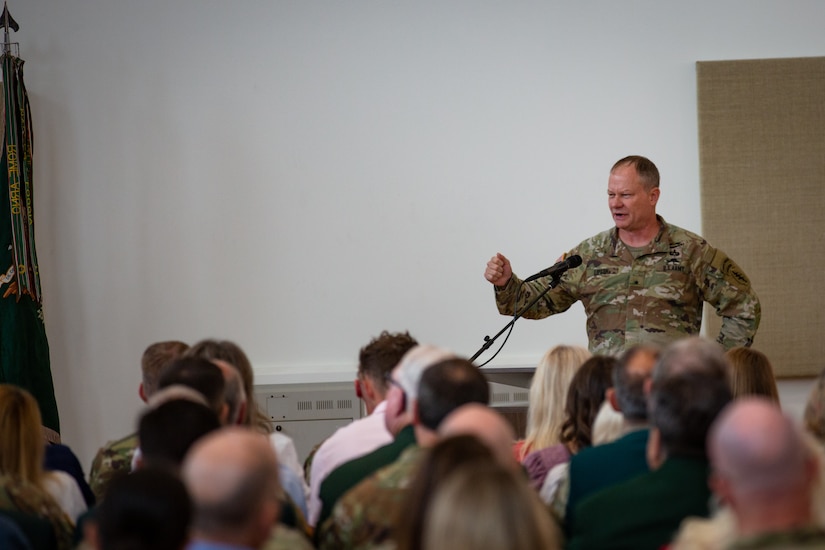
left=559, top=355, right=617, bottom=453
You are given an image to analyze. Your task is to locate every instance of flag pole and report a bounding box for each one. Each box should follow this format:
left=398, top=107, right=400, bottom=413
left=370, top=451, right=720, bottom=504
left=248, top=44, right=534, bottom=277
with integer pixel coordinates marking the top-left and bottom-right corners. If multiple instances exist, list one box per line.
left=2, top=2, right=19, bottom=55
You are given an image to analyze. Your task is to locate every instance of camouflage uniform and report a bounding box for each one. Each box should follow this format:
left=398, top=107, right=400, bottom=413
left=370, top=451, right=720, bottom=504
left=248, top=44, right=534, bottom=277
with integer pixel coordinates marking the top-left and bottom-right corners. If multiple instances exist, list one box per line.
left=262, top=525, right=316, bottom=550
left=88, top=432, right=138, bottom=502
left=495, top=216, right=761, bottom=355
left=728, top=527, right=825, bottom=549
left=317, top=445, right=425, bottom=550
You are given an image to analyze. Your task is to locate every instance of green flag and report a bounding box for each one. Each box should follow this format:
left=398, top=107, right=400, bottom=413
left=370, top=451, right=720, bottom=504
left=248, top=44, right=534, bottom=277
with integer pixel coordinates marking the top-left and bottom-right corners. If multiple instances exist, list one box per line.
left=0, top=48, right=60, bottom=439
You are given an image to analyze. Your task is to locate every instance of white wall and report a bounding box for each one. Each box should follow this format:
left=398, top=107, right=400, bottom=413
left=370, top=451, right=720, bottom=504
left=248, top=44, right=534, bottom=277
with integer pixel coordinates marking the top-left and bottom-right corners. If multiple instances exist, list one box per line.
left=11, top=1, right=825, bottom=469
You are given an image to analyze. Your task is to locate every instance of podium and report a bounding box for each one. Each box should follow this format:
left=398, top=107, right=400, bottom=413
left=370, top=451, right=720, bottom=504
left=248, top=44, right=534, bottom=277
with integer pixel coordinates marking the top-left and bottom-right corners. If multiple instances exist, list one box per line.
left=479, top=366, right=535, bottom=438
left=479, top=366, right=535, bottom=389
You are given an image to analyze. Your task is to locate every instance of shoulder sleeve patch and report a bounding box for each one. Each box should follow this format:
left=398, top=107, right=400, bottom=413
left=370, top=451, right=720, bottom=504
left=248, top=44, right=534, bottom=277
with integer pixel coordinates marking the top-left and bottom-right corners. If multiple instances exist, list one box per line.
left=706, top=248, right=751, bottom=291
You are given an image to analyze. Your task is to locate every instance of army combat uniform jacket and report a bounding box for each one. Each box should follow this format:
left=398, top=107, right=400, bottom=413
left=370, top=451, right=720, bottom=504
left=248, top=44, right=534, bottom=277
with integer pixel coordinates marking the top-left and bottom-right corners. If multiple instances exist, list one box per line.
left=317, top=445, right=425, bottom=550
left=495, top=216, right=761, bottom=355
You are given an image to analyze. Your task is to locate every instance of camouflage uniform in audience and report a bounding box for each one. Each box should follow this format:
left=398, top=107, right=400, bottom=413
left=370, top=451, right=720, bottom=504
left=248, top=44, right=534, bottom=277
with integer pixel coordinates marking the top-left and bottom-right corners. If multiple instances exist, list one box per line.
left=728, top=528, right=825, bottom=550
left=317, top=445, right=425, bottom=550
left=88, top=432, right=138, bottom=502
left=263, top=525, right=316, bottom=550
left=495, top=216, right=760, bottom=355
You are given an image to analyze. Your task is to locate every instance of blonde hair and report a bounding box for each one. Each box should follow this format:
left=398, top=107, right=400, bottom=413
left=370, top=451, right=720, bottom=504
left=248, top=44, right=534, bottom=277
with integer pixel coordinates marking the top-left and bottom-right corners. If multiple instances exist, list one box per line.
left=726, top=347, right=780, bottom=404
left=0, top=384, right=46, bottom=488
left=423, top=462, right=560, bottom=550
left=521, top=345, right=591, bottom=459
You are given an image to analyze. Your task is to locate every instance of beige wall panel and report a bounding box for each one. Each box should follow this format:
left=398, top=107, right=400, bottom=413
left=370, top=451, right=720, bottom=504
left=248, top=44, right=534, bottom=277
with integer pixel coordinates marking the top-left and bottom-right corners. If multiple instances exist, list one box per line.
left=697, top=57, right=825, bottom=377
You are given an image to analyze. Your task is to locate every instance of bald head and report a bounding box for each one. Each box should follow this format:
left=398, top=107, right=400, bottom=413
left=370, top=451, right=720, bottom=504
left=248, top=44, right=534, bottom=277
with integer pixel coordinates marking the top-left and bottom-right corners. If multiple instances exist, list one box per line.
left=182, top=427, right=280, bottom=547
left=710, top=398, right=812, bottom=496
left=439, top=404, right=517, bottom=471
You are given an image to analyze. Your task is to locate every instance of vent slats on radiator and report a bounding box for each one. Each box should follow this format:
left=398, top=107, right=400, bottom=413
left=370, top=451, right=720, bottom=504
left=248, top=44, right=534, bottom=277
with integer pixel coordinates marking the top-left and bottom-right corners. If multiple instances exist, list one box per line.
left=264, top=386, right=364, bottom=421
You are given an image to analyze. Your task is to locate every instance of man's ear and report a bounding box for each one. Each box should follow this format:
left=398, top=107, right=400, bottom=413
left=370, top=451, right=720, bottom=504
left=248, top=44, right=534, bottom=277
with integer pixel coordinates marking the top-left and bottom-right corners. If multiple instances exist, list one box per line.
left=649, top=186, right=661, bottom=206
left=361, top=377, right=378, bottom=401
left=606, top=387, right=621, bottom=412
left=138, top=383, right=148, bottom=403
left=354, top=379, right=363, bottom=399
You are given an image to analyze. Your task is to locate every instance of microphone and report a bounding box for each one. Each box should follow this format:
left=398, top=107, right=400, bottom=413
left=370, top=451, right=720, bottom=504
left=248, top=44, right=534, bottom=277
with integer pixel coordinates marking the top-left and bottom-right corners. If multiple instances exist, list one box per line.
left=523, top=255, right=582, bottom=283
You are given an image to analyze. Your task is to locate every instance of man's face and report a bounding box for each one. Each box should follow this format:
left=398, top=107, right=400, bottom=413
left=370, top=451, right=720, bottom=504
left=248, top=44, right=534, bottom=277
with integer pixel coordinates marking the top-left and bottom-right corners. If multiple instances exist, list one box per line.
left=608, top=164, right=659, bottom=233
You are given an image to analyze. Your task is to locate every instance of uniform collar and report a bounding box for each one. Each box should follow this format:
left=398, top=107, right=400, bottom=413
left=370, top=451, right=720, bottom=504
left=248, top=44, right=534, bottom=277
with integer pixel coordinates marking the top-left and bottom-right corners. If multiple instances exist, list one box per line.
left=610, top=215, right=669, bottom=257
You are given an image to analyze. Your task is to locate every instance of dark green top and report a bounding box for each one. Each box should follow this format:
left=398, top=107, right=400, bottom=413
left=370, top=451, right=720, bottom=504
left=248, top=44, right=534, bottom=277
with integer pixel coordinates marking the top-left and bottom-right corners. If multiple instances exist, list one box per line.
left=568, top=456, right=712, bottom=550
left=565, top=428, right=650, bottom=533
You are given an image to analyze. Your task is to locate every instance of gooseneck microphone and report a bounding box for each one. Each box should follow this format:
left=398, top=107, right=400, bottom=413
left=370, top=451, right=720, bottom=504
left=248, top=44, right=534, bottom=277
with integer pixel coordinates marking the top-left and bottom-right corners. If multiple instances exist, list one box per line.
left=523, top=255, right=583, bottom=283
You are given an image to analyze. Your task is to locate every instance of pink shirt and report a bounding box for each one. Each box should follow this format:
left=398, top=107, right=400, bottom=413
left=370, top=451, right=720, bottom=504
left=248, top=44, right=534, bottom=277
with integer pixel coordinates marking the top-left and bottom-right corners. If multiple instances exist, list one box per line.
left=307, top=400, right=392, bottom=526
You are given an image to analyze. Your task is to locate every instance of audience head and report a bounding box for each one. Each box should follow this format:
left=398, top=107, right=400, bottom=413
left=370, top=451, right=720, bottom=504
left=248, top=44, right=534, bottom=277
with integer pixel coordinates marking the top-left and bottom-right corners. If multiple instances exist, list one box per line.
left=384, top=345, right=455, bottom=435
left=725, top=347, right=780, bottom=403
left=646, top=337, right=732, bottom=467
left=140, top=341, right=190, bottom=402
left=649, top=369, right=732, bottom=464
left=355, top=331, right=418, bottom=413
left=158, top=357, right=227, bottom=422
left=438, top=404, right=518, bottom=471
left=182, top=427, right=281, bottom=549
left=523, top=344, right=591, bottom=458
left=94, top=467, right=192, bottom=550
left=147, top=385, right=210, bottom=409
left=709, top=398, right=817, bottom=536
left=414, top=358, right=490, bottom=445
left=423, top=461, right=560, bottom=550
left=185, top=339, right=271, bottom=433
left=0, top=384, right=45, bottom=486
left=138, top=399, right=221, bottom=471
left=651, top=336, right=730, bottom=385
left=608, top=344, right=660, bottom=422
left=396, top=435, right=497, bottom=550
left=211, top=359, right=247, bottom=426
left=559, top=355, right=617, bottom=453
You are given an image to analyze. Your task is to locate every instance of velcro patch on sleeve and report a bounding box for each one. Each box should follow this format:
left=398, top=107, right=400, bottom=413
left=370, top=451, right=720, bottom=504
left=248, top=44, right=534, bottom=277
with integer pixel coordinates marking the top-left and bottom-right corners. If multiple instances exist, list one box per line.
left=706, top=248, right=750, bottom=291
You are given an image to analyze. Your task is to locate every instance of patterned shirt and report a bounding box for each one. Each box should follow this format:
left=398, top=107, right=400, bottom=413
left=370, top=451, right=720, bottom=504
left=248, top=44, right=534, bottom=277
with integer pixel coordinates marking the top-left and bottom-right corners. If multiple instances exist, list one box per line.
left=88, top=432, right=138, bottom=502
left=495, top=216, right=761, bottom=355
left=317, top=445, right=425, bottom=550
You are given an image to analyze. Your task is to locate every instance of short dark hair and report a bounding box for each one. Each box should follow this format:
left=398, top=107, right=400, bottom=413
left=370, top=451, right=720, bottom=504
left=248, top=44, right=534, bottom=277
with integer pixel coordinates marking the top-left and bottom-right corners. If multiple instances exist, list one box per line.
left=97, top=467, right=192, bottom=550
left=611, top=155, right=660, bottom=190
left=359, top=331, right=419, bottom=392
left=158, top=357, right=226, bottom=415
left=185, top=339, right=272, bottom=433
left=650, top=370, right=732, bottom=458
left=138, top=400, right=221, bottom=469
left=560, top=355, right=617, bottom=451
left=416, top=358, right=490, bottom=431
left=613, top=346, right=659, bottom=422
